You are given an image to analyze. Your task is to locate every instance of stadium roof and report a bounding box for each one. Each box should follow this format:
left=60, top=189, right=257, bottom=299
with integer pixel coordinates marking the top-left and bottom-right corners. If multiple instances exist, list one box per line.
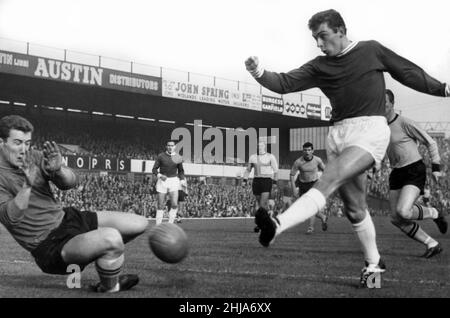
left=0, top=72, right=330, bottom=130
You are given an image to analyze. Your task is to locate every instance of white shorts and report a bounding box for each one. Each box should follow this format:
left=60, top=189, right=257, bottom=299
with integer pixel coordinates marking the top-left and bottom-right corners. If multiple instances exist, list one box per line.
left=156, top=177, right=181, bottom=194
left=326, top=116, right=390, bottom=169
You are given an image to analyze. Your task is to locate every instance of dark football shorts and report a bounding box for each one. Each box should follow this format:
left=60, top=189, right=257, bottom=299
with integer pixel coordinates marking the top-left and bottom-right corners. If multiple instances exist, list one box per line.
left=389, top=160, right=426, bottom=195
left=297, top=180, right=317, bottom=196
left=252, top=177, right=273, bottom=195
left=31, top=207, right=98, bottom=275
left=178, top=190, right=187, bottom=202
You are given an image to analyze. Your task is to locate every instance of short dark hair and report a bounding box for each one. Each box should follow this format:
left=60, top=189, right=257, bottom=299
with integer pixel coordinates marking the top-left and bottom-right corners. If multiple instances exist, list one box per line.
left=308, top=9, right=347, bottom=35
left=167, top=139, right=177, bottom=145
left=385, top=89, right=395, bottom=104
left=0, top=115, right=34, bottom=139
left=303, top=142, right=314, bottom=149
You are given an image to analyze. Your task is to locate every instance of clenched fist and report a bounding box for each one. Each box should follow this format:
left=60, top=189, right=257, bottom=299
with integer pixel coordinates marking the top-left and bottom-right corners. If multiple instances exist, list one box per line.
left=245, top=56, right=259, bottom=72
left=245, top=56, right=264, bottom=78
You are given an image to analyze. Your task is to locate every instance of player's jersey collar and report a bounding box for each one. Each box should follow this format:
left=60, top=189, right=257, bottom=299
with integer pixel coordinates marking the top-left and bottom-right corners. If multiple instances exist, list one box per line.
left=388, top=113, right=399, bottom=125
left=337, top=41, right=358, bottom=57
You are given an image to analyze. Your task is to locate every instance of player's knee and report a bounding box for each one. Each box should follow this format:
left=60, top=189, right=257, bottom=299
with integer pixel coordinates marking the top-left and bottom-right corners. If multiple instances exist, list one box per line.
left=395, top=206, right=413, bottom=220
left=344, top=206, right=365, bottom=223
left=100, top=228, right=125, bottom=253
left=157, top=202, right=165, bottom=210
left=170, top=203, right=178, bottom=210
left=390, top=214, right=411, bottom=230
left=346, top=211, right=364, bottom=223
left=130, top=214, right=149, bottom=234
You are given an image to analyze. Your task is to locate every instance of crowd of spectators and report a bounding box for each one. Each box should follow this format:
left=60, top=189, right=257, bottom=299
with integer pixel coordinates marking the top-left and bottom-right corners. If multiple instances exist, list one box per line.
left=53, top=135, right=450, bottom=219
left=16, top=111, right=449, bottom=218
left=54, top=174, right=256, bottom=218
left=54, top=173, right=386, bottom=219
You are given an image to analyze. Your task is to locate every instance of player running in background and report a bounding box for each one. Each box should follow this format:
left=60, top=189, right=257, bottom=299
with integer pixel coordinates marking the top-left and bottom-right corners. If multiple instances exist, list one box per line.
left=0, top=115, right=148, bottom=293
left=291, top=142, right=328, bottom=234
left=243, top=141, right=278, bottom=230
left=245, top=9, right=449, bottom=287
left=384, top=89, right=447, bottom=258
left=152, top=140, right=185, bottom=224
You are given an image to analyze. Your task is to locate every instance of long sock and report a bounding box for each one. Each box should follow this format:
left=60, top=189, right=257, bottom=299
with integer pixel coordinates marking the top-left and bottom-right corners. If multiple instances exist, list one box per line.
left=352, top=211, right=380, bottom=266
left=156, top=210, right=164, bottom=224
left=411, top=204, right=438, bottom=220
left=423, top=236, right=439, bottom=249
left=277, top=188, right=326, bottom=234
left=400, top=222, right=438, bottom=247
left=168, top=208, right=177, bottom=223
left=95, top=254, right=124, bottom=292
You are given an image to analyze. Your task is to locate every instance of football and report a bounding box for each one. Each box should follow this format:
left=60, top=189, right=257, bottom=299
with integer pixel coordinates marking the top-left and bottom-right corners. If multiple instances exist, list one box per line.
left=148, top=223, right=189, bottom=263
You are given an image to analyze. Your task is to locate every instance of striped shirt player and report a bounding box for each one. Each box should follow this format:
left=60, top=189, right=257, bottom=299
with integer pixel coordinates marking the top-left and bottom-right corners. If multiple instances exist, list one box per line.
left=385, top=89, right=447, bottom=258
left=152, top=140, right=185, bottom=224
left=246, top=9, right=449, bottom=286
left=290, top=142, right=328, bottom=233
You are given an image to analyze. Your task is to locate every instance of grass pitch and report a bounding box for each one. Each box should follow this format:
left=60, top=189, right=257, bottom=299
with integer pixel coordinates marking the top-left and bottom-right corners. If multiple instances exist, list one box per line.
left=1, top=216, right=449, bottom=298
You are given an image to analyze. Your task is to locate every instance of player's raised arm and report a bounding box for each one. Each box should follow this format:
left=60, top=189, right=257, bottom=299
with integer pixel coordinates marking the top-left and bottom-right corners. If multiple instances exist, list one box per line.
left=376, top=41, right=448, bottom=97
left=271, top=154, right=279, bottom=184
left=318, top=157, right=326, bottom=172
left=152, top=154, right=162, bottom=178
left=41, top=141, right=77, bottom=190
left=0, top=149, right=37, bottom=223
left=243, top=157, right=254, bottom=185
left=290, top=161, right=299, bottom=197
left=245, top=56, right=317, bottom=94
left=402, top=118, right=442, bottom=181
left=177, top=160, right=185, bottom=180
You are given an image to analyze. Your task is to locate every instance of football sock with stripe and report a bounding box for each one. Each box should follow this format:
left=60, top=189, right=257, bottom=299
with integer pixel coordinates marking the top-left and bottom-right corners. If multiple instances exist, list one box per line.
left=352, top=211, right=380, bottom=266
left=399, top=222, right=438, bottom=248
left=95, top=254, right=124, bottom=292
left=411, top=204, right=438, bottom=220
